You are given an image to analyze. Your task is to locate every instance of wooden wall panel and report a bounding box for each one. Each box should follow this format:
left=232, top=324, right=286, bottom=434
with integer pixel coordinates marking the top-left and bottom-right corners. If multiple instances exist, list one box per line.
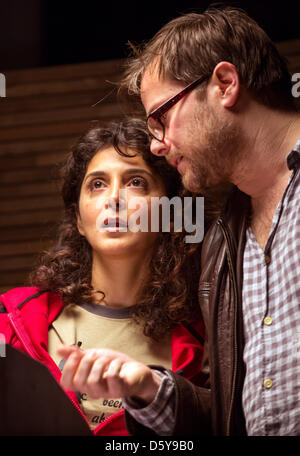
left=0, top=58, right=124, bottom=293
left=1, top=39, right=300, bottom=294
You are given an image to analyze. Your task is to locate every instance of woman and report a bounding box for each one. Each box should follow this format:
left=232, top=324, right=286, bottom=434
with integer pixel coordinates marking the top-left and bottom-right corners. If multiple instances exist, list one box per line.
left=0, top=118, right=205, bottom=436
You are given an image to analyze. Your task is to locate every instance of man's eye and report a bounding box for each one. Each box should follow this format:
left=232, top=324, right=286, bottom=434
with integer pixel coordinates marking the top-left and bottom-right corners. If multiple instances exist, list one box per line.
left=160, top=112, right=168, bottom=123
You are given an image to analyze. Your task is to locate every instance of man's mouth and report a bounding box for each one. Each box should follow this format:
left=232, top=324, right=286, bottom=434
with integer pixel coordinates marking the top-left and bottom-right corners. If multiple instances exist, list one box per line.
left=175, top=156, right=183, bottom=169
left=169, top=155, right=183, bottom=169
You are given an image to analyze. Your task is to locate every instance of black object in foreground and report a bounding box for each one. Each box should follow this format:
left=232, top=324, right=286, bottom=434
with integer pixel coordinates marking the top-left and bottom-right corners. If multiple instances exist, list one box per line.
left=0, top=344, right=93, bottom=436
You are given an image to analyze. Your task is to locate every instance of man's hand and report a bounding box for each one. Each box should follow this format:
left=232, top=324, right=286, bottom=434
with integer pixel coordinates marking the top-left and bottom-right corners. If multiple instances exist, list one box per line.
left=57, top=345, right=162, bottom=404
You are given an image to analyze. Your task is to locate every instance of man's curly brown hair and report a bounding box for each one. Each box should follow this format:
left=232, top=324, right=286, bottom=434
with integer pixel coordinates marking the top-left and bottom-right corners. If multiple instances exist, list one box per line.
left=30, top=117, right=203, bottom=340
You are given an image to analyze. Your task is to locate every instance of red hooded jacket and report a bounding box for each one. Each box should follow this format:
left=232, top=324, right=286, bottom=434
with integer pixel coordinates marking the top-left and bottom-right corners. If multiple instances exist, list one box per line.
left=0, top=287, right=205, bottom=436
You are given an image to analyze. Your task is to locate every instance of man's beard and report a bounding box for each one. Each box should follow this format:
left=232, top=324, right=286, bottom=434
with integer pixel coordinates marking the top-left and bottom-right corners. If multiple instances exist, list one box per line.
left=181, top=104, right=245, bottom=194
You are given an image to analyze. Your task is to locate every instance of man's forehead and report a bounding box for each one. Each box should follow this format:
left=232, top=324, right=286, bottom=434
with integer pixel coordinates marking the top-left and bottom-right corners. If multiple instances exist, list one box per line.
left=140, top=66, right=185, bottom=114
left=140, top=60, right=161, bottom=93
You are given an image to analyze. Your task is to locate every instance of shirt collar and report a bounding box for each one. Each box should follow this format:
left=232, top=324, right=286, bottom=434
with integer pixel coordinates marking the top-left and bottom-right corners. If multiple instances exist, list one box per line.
left=287, top=139, right=300, bottom=170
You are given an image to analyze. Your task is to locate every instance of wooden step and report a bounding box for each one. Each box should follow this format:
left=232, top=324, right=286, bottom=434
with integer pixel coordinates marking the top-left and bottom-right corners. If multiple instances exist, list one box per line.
left=5, top=75, right=120, bottom=99
left=0, top=151, right=68, bottom=169
left=0, top=116, right=122, bottom=142
left=0, top=209, right=62, bottom=228
left=0, top=224, right=55, bottom=242
left=0, top=195, right=63, bottom=213
left=0, top=271, right=31, bottom=287
left=0, top=136, right=77, bottom=156
left=276, top=39, right=300, bottom=56
left=0, top=180, right=61, bottom=199
left=0, top=88, right=118, bottom=115
left=5, top=59, right=124, bottom=85
left=0, top=165, right=60, bottom=185
left=0, top=239, right=53, bottom=257
left=0, top=100, right=123, bottom=128
left=0, top=254, right=37, bottom=272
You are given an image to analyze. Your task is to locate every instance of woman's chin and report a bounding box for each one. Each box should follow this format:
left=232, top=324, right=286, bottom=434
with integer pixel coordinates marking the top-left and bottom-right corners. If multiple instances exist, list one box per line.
left=94, top=236, right=138, bottom=257
left=91, top=230, right=158, bottom=258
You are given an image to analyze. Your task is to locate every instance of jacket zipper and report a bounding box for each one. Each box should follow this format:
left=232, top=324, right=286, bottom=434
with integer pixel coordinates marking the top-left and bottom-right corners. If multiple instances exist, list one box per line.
left=8, top=312, right=40, bottom=360
left=217, top=218, right=239, bottom=436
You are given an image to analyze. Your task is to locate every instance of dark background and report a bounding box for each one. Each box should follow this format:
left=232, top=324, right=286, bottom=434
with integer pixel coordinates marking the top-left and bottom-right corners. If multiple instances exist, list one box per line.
left=1, top=0, right=300, bottom=71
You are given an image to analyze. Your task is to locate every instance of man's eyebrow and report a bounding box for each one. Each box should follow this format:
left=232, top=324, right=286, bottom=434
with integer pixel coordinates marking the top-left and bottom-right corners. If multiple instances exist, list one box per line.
left=147, top=98, right=166, bottom=117
left=147, top=89, right=179, bottom=117
left=144, top=91, right=173, bottom=116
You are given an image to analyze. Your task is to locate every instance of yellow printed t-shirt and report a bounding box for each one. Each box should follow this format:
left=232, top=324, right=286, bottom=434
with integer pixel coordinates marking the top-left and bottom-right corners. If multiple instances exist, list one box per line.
left=48, top=302, right=172, bottom=429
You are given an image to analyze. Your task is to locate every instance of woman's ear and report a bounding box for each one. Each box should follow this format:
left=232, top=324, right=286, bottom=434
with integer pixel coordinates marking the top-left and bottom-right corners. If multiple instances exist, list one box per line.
left=210, top=61, right=240, bottom=108
left=76, top=210, right=85, bottom=237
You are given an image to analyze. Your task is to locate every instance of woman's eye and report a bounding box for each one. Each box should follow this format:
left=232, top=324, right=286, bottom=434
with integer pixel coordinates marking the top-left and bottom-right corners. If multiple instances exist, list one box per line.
left=91, top=180, right=105, bottom=190
left=128, top=177, right=147, bottom=188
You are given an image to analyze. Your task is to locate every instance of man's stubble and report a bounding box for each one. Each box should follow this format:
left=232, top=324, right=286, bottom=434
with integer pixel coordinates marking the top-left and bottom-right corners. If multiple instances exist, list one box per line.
left=181, top=103, right=245, bottom=194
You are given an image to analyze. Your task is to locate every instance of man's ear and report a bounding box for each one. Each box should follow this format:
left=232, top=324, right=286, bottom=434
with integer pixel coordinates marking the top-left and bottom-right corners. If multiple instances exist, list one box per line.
left=76, top=210, right=85, bottom=237
left=210, top=61, right=240, bottom=108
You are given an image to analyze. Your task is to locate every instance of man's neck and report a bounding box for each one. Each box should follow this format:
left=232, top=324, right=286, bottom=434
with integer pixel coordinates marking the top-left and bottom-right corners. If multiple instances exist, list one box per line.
left=232, top=110, right=300, bottom=201
left=229, top=107, right=300, bottom=250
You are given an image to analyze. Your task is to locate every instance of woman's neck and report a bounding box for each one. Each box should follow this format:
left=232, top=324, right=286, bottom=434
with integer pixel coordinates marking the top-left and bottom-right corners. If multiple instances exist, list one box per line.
left=90, top=251, right=152, bottom=308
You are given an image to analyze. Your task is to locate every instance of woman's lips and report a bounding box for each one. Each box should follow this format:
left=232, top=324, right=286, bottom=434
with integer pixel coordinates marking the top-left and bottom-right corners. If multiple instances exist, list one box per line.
left=102, top=217, right=127, bottom=232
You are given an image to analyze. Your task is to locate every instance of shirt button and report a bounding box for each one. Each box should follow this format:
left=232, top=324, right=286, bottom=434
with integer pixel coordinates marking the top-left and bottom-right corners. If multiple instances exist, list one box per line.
left=264, top=378, right=273, bottom=389
left=264, top=316, right=273, bottom=326
left=264, top=254, right=271, bottom=264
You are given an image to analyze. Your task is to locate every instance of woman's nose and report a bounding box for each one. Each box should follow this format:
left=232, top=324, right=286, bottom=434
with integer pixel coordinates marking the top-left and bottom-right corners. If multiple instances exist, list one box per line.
left=150, top=137, right=170, bottom=157
left=104, top=182, right=121, bottom=209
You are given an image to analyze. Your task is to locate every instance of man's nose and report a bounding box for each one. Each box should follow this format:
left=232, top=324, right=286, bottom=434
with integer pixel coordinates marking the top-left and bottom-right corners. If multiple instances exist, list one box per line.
left=150, top=137, right=170, bottom=157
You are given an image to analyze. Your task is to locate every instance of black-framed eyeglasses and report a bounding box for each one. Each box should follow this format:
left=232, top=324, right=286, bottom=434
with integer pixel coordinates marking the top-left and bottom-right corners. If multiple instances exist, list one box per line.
left=146, top=75, right=208, bottom=142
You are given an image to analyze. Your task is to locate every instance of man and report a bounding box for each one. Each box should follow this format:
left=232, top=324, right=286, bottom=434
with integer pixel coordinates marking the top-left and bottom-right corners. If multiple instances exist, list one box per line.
left=60, top=6, right=300, bottom=436
left=121, top=5, right=300, bottom=435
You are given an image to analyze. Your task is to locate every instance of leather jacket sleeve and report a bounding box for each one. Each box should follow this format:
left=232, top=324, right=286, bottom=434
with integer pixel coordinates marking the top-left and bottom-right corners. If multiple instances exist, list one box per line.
left=124, top=366, right=211, bottom=435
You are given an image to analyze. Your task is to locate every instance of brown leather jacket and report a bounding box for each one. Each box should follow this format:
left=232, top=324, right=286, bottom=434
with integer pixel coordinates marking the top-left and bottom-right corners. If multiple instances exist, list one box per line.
left=125, top=188, right=250, bottom=436
left=198, top=188, right=249, bottom=435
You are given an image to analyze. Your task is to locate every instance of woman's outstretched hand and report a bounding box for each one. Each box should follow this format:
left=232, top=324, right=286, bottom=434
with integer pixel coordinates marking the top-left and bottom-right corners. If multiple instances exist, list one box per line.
left=57, top=344, right=162, bottom=404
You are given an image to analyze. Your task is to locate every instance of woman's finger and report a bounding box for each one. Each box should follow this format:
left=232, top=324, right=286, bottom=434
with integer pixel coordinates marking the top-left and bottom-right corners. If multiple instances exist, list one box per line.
left=102, top=358, right=125, bottom=397
left=72, top=350, right=98, bottom=392
left=57, top=344, right=80, bottom=358
left=85, top=356, right=109, bottom=398
left=60, top=350, right=83, bottom=390
left=104, top=358, right=123, bottom=378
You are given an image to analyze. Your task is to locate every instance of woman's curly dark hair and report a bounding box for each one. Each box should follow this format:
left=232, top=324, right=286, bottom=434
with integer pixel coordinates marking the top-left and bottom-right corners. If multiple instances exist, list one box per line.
left=30, top=117, right=203, bottom=340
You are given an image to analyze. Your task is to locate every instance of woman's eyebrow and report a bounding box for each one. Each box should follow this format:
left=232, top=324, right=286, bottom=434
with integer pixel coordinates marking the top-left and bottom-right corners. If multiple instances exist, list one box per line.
left=122, top=168, right=154, bottom=179
left=83, top=170, right=107, bottom=183
left=83, top=168, right=156, bottom=182
left=123, top=168, right=159, bottom=185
